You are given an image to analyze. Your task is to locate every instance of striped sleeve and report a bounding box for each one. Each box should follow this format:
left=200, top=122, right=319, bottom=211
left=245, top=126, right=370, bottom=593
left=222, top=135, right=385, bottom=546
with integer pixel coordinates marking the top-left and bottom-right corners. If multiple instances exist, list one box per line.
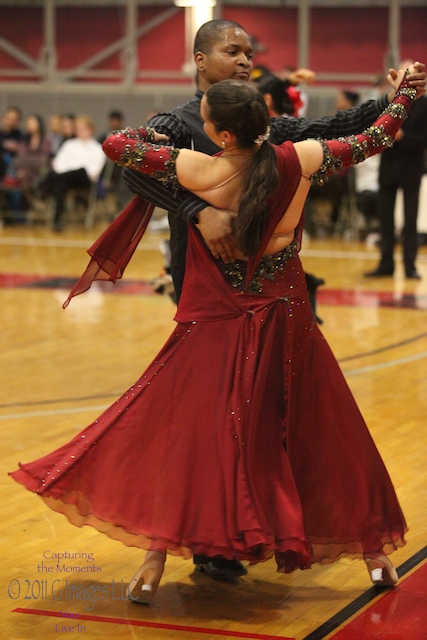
left=270, top=95, right=389, bottom=144
left=122, top=169, right=208, bottom=223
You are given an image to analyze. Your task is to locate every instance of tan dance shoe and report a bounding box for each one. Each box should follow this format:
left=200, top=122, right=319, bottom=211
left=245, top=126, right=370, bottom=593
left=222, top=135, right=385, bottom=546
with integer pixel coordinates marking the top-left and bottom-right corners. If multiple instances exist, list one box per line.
left=127, top=551, right=166, bottom=604
left=365, top=554, right=398, bottom=587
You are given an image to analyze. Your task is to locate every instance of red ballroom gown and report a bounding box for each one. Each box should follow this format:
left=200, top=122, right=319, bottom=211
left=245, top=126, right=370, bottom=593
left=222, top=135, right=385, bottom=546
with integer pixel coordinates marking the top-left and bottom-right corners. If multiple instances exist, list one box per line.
left=11, top=88, right=413, bottom=573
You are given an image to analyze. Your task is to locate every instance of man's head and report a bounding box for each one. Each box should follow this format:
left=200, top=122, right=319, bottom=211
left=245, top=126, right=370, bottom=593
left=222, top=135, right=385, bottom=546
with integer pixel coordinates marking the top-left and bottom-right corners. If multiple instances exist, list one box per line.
left=194, top=20, right=253, bottom=92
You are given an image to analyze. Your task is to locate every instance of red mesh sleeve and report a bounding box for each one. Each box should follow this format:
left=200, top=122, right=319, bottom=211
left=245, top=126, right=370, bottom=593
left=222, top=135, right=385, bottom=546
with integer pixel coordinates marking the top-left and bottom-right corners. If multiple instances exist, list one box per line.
left=311, top=76, right=417, bottom=185
left=102, top=127, right=180, bottom=189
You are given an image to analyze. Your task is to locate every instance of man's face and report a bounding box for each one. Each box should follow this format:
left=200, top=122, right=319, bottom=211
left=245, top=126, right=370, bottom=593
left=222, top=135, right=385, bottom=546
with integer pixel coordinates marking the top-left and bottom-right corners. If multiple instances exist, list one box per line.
left=196, top=28, right=253, bottom=90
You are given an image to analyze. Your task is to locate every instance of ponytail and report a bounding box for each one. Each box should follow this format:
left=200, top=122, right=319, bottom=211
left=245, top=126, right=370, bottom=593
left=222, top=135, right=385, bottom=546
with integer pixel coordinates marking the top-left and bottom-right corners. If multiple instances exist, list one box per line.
left=234, top=142, right=279, bottom=256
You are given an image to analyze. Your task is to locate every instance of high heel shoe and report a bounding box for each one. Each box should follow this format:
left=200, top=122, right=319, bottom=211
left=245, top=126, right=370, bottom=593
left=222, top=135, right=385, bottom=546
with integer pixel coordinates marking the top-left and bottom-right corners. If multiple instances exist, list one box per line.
left=365, top=555, right=398, bottom=587
left=127, top=551, right=166, bottom=604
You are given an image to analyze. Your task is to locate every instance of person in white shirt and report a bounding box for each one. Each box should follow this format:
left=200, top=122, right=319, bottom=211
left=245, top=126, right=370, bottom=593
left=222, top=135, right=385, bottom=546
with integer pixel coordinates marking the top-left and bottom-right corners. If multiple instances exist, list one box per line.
left=353, top=154, right=380, bottom=239
left=44, top=115, right=105, bottom=231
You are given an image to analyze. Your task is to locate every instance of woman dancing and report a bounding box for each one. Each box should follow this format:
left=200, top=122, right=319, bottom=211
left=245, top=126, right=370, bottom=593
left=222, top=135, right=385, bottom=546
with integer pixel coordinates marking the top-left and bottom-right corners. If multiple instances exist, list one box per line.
left=11, top=68, right=416, bottom=603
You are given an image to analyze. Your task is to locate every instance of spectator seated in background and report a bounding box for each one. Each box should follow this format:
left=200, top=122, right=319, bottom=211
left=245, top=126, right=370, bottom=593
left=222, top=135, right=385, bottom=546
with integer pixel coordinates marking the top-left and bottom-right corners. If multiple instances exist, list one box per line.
left=8, top=113, right=52, bottom=223
left=13, top=114, right=52, bottom=189
left=59, top=114, right=76, bottom=145
left=0, top=106, right=24, bottom=223
left=46, top=113, right=65, bottom=158
left=40, top=115, right=105, bottom=231
left=0, top=106, right=23, bottom=181
left=97, top=110, right=131, bottom=212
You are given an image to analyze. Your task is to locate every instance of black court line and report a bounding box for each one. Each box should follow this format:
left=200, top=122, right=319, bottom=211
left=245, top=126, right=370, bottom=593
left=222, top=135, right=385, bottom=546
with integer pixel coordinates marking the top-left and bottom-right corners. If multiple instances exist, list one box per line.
left=0, top=391, right=122, bottom=410
left=338, top=331, right=427, bottom=363
left=302, top=546, right=427, bottom=640
left=1, top=328, right=426, bottom=412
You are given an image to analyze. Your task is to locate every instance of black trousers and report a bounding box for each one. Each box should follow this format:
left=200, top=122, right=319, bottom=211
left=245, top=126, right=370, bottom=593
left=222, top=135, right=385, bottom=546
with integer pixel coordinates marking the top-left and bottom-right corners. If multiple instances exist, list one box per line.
left=44, top=168, right=91, bottom=225
left=377, top=181, right=420, bottom=274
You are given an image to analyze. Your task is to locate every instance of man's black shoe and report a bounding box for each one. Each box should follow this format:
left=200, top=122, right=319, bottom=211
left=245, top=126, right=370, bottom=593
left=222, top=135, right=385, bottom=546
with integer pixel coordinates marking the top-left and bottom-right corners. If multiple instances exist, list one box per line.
left=305, top=272, right=325, bottom=325
left=195, top=558, right=247, bottom=580
left=364, top=268, right=394, bottom=278
left=406, top=269, right=421, bottom=280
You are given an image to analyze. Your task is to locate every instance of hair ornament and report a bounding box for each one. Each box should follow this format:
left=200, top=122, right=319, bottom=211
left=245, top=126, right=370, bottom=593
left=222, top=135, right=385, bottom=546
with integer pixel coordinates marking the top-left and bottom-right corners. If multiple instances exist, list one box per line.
left=254, top=126, right=271, bottom=146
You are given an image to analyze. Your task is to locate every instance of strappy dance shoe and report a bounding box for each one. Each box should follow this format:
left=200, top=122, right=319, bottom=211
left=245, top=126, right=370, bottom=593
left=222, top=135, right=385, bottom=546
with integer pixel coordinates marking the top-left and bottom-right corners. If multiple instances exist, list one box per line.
left=365, top=555, right=398, bottom=587
left=127, top=551, right=166, bottom=604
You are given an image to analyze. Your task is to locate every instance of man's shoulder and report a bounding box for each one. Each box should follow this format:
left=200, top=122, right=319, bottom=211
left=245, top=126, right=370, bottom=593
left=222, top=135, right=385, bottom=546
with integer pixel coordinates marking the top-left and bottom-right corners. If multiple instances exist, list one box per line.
left=148, top=91, right=199, bottom=124
left=173, top=92, right=202, bottom=118
left=148, top=92, right=202, bottom=147
left=147, top=111, right=191, bottom=137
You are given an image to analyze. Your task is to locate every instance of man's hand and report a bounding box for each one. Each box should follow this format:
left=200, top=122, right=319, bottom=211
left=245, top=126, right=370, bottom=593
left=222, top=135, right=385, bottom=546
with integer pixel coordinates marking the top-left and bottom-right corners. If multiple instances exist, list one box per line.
left=387, top=61, right=426, bottom=100
left=197, top=206, right=237, bottom=262
left=406, top=61, right=426, bottom=96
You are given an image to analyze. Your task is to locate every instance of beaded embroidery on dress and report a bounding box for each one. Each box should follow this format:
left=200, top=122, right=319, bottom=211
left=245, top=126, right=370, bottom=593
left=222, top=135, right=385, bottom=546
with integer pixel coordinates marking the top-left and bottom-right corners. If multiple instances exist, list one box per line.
left=217, top=240, right=300, bottom=293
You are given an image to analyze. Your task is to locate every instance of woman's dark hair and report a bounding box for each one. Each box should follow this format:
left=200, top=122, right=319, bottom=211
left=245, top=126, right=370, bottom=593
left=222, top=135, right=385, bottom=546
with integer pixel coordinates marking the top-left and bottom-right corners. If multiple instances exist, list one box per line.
left=257, top=76, right=294, bottom=117
left=205, top=79, right=279, bottom=256
left=24, top=113, right=45, bottom=144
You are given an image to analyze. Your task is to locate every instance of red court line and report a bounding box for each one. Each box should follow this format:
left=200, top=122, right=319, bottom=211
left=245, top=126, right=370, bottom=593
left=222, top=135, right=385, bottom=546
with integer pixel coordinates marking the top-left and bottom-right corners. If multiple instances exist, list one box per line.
left=1, top=272, right=427, bottom=309
left=328, top=561, right=427, bottom=639
left=318, top=288, right=427, bottom=310
left=12, top=608, right=293, bottom=640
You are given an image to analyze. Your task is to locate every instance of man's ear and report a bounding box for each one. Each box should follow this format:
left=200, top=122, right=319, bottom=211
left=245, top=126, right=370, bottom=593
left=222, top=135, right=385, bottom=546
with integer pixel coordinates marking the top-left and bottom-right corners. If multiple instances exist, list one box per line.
left=194, top=51, right=206, bottom=71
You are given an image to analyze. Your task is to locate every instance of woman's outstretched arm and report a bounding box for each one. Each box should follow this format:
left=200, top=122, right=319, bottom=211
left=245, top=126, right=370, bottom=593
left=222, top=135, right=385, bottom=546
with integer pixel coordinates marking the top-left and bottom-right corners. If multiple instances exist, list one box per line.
left=297, top=70, right=417, bottom=184
left=102, top=127, right=215, bottom=194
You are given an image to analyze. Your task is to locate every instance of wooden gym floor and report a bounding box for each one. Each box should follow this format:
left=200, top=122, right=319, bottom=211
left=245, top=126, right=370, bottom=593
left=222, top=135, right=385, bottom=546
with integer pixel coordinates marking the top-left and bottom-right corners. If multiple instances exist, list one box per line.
left=1, top=220, right=426, bottom=640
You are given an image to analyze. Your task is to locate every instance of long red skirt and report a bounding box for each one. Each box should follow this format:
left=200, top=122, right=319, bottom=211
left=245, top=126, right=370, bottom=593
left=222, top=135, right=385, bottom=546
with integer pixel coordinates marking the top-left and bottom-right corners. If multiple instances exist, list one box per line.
left=10, top=234, right=406, bottom=572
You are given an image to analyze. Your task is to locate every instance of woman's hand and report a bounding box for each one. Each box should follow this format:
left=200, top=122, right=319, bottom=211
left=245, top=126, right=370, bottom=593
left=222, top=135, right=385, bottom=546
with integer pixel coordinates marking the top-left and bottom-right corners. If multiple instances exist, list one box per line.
left=387, top=67, right=407, bottom=92
left=151, top=130, right=169, bottom=144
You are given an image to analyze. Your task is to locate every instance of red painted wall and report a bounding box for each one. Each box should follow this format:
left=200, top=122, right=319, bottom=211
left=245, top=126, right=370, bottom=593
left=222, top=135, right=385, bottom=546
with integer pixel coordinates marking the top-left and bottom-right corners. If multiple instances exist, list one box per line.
left=0, top=5, right=426, bottom=86
left=224, top=7, right=299, bottom=72
left=308, top=7, right=388, bottom=75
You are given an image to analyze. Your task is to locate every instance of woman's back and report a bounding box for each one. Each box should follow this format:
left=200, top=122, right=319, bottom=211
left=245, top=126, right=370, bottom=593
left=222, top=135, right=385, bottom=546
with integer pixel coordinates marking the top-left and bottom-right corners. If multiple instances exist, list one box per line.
left=179, top=143, right=311, bottom=259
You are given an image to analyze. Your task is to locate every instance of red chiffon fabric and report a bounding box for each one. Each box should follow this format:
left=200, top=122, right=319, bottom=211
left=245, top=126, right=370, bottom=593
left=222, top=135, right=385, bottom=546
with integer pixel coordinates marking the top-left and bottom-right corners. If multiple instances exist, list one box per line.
left=62, top=197, right=154, bottom=308
left=10, top=143, right=406, bottom=572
